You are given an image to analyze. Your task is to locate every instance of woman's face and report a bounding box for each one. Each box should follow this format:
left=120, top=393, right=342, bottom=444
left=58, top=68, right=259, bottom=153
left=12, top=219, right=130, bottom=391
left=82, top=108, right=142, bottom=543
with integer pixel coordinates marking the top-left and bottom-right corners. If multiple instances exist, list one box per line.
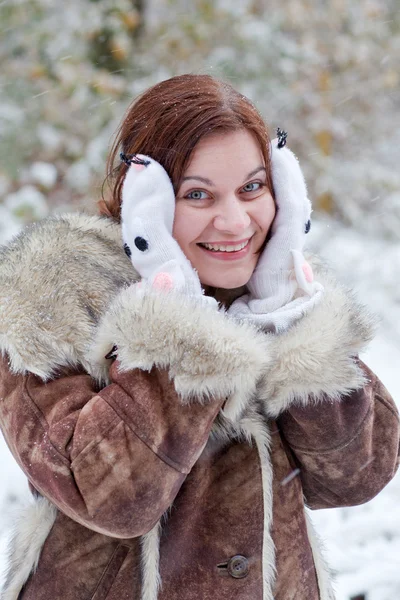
left=173, top=129, right=276, bottom=289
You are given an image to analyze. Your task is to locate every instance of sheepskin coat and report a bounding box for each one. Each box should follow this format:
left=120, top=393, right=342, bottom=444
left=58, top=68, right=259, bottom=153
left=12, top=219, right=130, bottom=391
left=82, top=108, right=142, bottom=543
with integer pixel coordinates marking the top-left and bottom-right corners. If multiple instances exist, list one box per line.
left=0, top=213, right=398, bottom=600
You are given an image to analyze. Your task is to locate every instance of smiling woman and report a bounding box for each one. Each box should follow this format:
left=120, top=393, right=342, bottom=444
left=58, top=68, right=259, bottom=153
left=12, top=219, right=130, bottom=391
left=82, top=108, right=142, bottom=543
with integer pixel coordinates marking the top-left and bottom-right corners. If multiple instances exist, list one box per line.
left=100, top=73, right=277, bottom=293
left=0, top=74, right=398, bottom=600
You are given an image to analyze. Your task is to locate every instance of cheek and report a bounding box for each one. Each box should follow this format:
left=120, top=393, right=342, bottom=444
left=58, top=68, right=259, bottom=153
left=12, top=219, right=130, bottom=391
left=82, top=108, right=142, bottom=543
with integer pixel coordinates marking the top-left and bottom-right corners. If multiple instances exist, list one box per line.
left=253, top=196, right=276, bottom=232
left=172, top=205, right=203, bottom=251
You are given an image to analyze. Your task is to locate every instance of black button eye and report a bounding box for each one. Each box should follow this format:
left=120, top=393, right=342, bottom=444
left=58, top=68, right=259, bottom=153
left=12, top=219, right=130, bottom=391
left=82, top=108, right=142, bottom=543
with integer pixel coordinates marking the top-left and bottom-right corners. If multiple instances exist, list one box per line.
left=134, top=236, right=149, bottom=252
left=305, top=220, right=311, bottom=234
left=124, top=243, right=132, bottom=258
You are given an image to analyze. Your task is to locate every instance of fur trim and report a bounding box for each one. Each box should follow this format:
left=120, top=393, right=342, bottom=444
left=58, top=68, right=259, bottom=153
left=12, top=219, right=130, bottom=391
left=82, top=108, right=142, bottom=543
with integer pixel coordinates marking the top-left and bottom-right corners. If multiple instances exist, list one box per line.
left=1, top=496, right=57, bottom=600
left=257, top=256, right=378, bottom=418
left=304, top=510, right=336, bottom=600
left=238, top=418, right=276, bottom=600
left=0, top=213, right=137, bottom=380
left=141, top=523, right=162, bottom=600
left=88, top=285, right=272, bottom=407
left=0, top=213, right=376, bottom=417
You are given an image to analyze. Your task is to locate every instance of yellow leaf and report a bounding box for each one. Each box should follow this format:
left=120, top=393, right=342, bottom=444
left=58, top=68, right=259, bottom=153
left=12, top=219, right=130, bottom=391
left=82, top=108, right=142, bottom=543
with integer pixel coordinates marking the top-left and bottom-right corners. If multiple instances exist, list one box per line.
left=120, top=10, right=141, bottom=31
left=110, top=41, right=127, bottom=62
left=317, top=192, right=335, bottom=214
left=29, top=65, right=47, bottom=79
left=315, top=130, right=332, bottom=156
left=318, top=69, right=331, bottom=93
left=383, top=69, right=399, bottom=89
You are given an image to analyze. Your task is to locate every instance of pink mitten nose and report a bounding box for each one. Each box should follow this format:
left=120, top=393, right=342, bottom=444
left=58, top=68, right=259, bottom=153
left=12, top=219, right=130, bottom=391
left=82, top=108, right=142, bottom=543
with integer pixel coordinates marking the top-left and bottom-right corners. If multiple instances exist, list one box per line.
left=152, top=272, right=174, bottom=291
left=302, top=262, right=314, bottom=283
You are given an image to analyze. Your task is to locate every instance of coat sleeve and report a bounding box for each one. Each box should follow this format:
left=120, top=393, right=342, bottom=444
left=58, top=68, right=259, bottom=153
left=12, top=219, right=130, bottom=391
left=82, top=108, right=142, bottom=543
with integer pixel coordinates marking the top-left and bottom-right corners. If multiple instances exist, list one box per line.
left=0, top=287, right=270, bottom=538
left=0, top=357, right=223, bottom=538
left=277, top=360, right=400, bottom=509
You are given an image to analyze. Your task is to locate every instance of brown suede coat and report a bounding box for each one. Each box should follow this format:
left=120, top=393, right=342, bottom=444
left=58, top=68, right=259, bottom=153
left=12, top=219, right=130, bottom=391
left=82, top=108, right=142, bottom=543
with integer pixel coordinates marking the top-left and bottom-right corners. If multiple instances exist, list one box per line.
left=0, top=214, right=399, bottom=600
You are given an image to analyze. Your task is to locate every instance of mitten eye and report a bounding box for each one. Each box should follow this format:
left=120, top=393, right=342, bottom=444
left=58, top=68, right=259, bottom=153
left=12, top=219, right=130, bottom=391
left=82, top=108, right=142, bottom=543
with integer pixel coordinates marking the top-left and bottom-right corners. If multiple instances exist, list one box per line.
left=124, top=243, right=132, bottom=257
left=134, top=236, right=149, bottom=252
left=305, top=220, right=311, bottom=234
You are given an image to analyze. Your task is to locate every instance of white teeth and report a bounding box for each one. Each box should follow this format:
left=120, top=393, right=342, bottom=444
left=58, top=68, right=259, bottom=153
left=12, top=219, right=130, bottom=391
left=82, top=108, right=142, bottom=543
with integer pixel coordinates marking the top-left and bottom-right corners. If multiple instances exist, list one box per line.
left=201, top=239, right=249, bottom=252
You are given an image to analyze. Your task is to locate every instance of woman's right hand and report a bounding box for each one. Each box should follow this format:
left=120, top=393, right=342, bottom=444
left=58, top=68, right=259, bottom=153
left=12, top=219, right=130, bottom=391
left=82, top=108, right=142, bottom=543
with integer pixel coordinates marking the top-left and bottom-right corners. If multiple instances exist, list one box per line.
left=120, top=154, right=217, bottom=306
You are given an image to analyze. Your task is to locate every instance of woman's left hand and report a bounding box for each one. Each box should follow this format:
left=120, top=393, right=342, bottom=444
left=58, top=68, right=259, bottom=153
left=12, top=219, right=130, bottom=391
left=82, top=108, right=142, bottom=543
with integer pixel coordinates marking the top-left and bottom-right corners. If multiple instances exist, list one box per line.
left=228, top=136, right=324, bottom=332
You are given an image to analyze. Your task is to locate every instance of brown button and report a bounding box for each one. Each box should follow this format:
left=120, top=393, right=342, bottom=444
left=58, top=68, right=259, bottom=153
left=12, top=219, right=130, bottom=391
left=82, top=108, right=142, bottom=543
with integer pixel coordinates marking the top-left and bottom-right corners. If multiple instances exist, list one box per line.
left=227, top=555, right=249, bottom=579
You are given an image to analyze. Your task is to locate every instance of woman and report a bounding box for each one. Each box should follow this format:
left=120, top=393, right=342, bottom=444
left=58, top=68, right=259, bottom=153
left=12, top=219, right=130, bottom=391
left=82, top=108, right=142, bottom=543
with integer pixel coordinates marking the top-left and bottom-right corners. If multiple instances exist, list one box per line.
left=0, top=74, right=398, bottom=600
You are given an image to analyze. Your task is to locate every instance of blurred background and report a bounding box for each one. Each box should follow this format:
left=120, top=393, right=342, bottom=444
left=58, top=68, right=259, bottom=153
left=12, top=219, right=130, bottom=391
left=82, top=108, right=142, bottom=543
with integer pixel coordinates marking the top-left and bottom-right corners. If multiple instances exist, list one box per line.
left=1, top=1, right=399, bottom=598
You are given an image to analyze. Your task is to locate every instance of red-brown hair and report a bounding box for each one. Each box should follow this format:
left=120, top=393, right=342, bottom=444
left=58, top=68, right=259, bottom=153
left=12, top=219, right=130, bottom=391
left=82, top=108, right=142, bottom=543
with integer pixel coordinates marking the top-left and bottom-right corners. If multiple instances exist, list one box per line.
left=99, top=74, right=273, bottom=220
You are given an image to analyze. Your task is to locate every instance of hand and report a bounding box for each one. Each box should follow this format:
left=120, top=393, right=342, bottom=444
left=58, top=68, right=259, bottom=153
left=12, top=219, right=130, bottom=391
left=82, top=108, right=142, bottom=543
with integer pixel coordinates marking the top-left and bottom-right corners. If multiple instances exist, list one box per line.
left=120, top=154, right=217, bottom=306
left=228, top=136, right=324, bottom=331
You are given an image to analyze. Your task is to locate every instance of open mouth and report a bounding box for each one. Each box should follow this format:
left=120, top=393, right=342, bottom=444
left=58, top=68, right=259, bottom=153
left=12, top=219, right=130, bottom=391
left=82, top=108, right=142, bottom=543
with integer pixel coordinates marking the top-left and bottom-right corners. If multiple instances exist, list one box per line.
left=198, top=239, right=250, bottom=252
left=197, top=237, right=252, bottom=259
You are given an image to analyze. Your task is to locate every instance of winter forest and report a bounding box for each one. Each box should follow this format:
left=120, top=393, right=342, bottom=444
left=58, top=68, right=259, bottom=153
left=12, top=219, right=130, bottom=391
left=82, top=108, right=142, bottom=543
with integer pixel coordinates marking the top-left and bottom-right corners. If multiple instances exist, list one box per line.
left=0, top=0, right=399, bottom=598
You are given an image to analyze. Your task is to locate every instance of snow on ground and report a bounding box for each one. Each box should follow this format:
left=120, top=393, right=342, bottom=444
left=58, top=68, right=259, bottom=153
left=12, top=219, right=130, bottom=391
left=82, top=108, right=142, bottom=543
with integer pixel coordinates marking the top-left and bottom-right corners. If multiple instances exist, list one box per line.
left=310, top=333, right=400, bottom=600
left=309, top=217, right=400, bottom=600
left=0, top=215, right=399, bottom=598
left=0, top=435, right=30, bottom=590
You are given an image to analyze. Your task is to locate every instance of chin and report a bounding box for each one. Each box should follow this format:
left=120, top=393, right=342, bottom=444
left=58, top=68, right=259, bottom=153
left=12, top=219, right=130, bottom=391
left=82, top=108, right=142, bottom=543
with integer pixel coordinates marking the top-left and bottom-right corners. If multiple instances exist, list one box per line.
left=200, top=271, right=252, bottom=290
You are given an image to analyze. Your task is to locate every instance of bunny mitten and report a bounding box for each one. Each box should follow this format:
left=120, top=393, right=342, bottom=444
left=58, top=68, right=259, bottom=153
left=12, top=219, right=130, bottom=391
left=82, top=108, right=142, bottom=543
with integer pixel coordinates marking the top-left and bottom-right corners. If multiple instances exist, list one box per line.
left=120, top=154, right=217, bottom=307
left=228, top=135, right=324, bottom=332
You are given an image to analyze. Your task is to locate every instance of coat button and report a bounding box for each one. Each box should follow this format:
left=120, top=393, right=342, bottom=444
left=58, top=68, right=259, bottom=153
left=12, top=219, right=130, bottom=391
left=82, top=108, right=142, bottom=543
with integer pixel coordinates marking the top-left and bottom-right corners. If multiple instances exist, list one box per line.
left=227, top=555, right=249, bottom=579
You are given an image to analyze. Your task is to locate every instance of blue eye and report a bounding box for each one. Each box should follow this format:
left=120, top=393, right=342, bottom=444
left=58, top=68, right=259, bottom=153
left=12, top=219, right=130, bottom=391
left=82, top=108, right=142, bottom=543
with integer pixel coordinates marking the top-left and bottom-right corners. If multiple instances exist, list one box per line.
left=242, top=182, right=262, bottom=192
left=187, top=190, right=209, bottom=200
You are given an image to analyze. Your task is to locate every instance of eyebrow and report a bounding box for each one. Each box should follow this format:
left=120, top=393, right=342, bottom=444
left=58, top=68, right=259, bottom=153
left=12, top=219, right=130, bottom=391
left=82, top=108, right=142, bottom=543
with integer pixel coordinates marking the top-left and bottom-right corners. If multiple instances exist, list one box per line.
left=181, top=165, right=266, bottom=187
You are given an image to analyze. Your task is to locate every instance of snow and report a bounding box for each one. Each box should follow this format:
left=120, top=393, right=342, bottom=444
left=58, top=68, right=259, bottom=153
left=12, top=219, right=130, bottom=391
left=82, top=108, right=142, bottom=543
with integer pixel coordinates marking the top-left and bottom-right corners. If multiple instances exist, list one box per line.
left=4, top=186, right=50, bottom=222
left=36, top=124, right=63, bottom=152
left=310, top=333, right=400, bottom=600
left=0, top=434, right=30, bottom=590
left=65, top=160, right=92, bottom=191
left=307, top=218, right=400, bottom=600
left=30, top=162, right=58, bottom=189
left=0, top=206, right=23, bottom=245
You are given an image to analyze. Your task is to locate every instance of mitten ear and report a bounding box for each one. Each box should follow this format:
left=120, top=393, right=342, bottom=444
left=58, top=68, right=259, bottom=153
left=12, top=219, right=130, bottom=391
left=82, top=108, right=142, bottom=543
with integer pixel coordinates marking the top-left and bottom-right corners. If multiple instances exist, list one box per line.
left=270, top=137, right=312, bottom=228
left=291, top=249, right=316, bottom=293
left=276, top=127, right=287, bottom=148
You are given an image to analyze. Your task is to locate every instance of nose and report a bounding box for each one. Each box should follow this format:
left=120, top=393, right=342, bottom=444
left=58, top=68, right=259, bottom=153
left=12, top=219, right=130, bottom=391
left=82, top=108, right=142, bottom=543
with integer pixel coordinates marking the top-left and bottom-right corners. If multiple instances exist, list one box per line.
left=213, top=197, right=251, bottom=234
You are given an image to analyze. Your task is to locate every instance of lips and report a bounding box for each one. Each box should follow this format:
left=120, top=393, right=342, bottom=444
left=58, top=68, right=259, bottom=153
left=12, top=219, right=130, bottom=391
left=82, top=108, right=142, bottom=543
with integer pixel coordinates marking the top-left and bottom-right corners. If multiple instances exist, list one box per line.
left=197, top=237, right=253, bottom=261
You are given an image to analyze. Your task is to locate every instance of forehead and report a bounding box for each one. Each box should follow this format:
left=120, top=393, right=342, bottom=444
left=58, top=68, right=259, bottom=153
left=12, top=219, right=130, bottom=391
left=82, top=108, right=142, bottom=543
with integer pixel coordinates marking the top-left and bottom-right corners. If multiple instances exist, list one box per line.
left=185, top=129, right=264, bottom=177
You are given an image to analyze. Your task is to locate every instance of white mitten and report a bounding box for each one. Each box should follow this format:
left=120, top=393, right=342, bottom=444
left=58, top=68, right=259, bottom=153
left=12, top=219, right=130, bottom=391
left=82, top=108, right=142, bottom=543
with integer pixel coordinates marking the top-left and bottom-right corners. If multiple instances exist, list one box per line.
left=120, top=153, right=217, bottom=307
left=228, top=133, right=324, bottom=332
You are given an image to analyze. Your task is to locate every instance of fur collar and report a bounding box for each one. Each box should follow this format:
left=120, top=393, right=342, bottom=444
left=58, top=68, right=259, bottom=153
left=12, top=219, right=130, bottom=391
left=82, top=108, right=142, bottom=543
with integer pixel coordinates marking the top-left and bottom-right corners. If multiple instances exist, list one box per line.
left=0, top=212, right=377, bottom=418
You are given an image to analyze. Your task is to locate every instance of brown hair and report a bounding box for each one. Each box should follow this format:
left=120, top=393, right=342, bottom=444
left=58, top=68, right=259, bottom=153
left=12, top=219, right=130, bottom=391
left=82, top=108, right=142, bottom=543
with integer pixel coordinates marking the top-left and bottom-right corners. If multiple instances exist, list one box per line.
left=99, top=74, right=273, bottom=220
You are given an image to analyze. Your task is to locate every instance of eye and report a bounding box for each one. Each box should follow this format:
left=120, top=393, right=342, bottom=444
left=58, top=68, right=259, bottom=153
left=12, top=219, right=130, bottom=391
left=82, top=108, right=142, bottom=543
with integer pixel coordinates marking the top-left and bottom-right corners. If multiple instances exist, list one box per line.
left=242, top=181, right=264, bottom=193
left=186, top=190, right=209, bottom=200
left=134, top=236, right=149, bottom=252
